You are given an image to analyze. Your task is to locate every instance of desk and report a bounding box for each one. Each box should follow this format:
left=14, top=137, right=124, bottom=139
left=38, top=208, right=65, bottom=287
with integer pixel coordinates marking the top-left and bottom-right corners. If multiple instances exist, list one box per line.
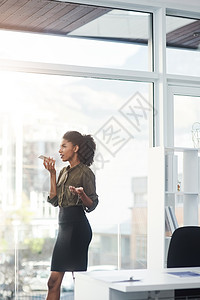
left=74, top=267, right=200, bottom=300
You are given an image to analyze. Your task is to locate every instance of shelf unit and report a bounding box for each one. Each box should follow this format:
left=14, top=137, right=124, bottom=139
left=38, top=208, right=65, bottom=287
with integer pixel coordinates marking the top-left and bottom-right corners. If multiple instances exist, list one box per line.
left=147, top=146, right=200, bottom=269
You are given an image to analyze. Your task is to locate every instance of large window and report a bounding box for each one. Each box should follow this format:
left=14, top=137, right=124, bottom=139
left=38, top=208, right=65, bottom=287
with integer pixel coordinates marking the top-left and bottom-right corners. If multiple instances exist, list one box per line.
left=0, top=70, right=152, bottom=297
left=0, top=8, right=152, bottom=71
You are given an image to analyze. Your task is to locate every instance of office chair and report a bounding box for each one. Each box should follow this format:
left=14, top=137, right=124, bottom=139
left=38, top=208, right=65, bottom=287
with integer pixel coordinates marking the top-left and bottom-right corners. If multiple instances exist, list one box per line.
left=167, top=226, right=200, bottom=299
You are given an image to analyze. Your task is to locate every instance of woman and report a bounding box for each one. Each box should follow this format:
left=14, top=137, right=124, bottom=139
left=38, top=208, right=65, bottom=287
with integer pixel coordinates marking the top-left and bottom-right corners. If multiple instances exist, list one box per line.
left=43, top=131, right=98, bottom=300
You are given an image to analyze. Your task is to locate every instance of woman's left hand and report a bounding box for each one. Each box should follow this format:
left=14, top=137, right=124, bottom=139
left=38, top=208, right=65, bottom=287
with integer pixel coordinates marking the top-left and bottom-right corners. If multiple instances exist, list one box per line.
left=69, top=186, right=93, bottom=209
left=69, top=186, right=84, bottom=196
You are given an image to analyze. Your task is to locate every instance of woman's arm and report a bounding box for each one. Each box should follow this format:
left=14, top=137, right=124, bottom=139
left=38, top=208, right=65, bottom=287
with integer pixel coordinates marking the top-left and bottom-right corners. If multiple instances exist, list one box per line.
left=43, top=157, right=57, bottom=199
left=69, top=186, right=93, bottom=208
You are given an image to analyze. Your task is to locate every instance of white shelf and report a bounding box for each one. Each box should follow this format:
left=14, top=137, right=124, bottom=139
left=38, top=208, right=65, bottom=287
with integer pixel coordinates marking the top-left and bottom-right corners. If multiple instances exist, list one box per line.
left=165, top=147, right=200, bottom=152
left=165, top=191, right=199, bottom=195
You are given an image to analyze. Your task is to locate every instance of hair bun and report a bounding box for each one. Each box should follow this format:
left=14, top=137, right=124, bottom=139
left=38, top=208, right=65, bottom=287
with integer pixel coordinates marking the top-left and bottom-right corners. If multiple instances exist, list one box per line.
left=79, top=134, right=96, bottom=166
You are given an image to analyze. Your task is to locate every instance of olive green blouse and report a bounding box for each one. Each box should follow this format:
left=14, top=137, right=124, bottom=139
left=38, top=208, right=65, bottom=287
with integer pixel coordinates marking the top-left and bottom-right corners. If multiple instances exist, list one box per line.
left=47, top=162, right=98, bottom=212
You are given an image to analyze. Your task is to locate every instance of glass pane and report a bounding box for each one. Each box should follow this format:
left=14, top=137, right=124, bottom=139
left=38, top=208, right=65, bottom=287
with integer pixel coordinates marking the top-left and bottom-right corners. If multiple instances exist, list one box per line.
left=166, top=15, right=200, bottom=76
left=173, top=94, right=200, bottom=233
left=174, top=95, right=200, bottom=148
left=0, top=8, right=152, bottom=71
left=0, top=71, right=152, bottom=297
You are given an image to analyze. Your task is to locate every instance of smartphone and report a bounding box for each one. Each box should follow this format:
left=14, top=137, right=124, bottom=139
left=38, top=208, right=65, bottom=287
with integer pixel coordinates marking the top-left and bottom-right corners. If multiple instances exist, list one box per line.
left=38, top=155, right=48, bottom=160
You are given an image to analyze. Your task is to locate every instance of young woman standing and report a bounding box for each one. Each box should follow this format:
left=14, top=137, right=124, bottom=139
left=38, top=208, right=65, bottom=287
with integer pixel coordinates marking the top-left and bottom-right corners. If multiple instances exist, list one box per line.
left=43, top=131, right=98, bottom=300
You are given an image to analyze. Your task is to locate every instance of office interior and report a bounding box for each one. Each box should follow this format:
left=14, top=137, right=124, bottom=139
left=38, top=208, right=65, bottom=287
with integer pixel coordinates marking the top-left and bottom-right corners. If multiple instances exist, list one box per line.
left=0, top=0, right=200, bottom=298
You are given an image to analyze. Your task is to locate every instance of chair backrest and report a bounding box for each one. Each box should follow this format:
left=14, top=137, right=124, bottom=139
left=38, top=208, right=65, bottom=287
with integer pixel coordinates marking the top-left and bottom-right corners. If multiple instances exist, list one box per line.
left=167, top=226, right=200, bottom=268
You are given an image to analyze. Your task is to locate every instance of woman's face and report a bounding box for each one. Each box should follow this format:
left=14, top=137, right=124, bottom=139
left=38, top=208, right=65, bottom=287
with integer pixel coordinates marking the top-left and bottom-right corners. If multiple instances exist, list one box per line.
left=59, top=139, right=78, bottom=162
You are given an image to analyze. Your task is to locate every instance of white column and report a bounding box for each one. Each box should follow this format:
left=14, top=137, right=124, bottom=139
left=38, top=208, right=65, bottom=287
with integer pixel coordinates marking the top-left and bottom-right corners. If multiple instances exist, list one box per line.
left=147, top=5, right=167, bottom=269
left=147, top=147, right=165, bottom=269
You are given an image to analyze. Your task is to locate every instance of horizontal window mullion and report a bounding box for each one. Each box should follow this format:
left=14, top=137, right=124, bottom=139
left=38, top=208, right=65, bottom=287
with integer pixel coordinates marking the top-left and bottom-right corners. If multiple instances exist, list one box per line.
left=0, top=59, right=158, bottom=82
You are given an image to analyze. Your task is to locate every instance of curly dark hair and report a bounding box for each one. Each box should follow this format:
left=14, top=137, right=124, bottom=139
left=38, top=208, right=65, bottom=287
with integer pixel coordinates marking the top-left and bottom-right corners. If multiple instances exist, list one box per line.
left=63, top=131, right=96, bottom=166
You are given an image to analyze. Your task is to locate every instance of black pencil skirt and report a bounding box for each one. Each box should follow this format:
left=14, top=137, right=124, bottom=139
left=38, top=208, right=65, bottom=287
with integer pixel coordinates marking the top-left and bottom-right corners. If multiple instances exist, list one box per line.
left=51, top=205, right=92, bottom=272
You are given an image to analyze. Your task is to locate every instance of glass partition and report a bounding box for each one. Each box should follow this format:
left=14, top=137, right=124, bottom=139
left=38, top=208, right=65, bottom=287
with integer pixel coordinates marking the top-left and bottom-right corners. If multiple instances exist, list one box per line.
left=0, top=71, right=152, bottom=297
left=172, top=92, right=200, bottom=239
left=174, top=95, right=200, bottom=148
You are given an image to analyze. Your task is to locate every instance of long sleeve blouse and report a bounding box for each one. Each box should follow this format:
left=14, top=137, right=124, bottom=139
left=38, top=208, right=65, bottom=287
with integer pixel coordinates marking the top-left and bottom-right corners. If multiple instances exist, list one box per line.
left=47, top=162, right=98, bottom=212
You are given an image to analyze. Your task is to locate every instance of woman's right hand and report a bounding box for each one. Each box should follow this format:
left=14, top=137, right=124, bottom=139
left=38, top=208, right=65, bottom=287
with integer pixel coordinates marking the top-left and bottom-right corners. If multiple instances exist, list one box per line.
left=43, top=157, right=56, bottom=175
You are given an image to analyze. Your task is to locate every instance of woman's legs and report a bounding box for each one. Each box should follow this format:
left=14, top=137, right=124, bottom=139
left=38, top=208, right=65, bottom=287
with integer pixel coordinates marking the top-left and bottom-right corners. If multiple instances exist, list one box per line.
left=46, top=271, right=65, bottom=300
